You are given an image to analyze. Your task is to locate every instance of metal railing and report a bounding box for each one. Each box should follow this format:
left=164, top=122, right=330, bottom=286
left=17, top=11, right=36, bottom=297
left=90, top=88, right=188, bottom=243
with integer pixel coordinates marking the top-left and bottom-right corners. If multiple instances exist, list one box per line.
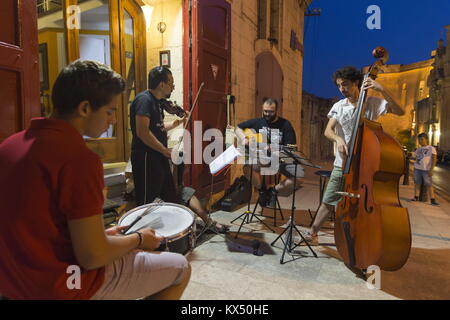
left=37, top=0, right=63, bottom=16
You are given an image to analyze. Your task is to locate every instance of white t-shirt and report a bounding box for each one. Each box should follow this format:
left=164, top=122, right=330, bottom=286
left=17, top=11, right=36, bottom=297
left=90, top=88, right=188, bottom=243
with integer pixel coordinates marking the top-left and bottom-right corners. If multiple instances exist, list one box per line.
left=414, top=146, right=437, bottom=171
left=328, top=96, right=388, bottom=168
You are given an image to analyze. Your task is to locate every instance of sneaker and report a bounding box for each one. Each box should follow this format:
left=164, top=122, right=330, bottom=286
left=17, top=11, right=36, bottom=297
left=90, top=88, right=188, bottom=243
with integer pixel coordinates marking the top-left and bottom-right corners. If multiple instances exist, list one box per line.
left=203, top=218, right=230, bottom=234
left=258, top=188, right=269, bottom=207
left=267, top=187, right=278, bottom=208
left=411, top=196, right=419, bottom=202
left=430, top=199, right=440, bottom=206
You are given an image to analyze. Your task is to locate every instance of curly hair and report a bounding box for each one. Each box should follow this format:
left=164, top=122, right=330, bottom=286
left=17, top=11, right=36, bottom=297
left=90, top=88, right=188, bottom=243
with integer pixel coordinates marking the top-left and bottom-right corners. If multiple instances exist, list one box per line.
left=332, top=66, right=364, bottom=87
left=52, top=60, right=125, bottom=115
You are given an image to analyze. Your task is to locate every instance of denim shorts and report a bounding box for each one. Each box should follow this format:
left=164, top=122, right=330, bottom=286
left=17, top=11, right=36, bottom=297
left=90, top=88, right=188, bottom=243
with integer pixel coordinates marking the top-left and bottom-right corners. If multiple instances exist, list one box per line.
left=414, top=169, right=432, bottom=187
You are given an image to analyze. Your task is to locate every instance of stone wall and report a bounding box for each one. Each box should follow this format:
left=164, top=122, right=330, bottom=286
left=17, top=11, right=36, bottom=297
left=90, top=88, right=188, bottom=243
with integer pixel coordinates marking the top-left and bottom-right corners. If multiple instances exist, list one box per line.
left=229, top=0, right=308, bottom=180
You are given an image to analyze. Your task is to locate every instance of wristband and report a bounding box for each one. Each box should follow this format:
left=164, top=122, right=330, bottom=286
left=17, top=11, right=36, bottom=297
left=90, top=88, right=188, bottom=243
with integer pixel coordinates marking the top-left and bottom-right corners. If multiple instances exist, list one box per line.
left=133, top=231, right=143, bottom=248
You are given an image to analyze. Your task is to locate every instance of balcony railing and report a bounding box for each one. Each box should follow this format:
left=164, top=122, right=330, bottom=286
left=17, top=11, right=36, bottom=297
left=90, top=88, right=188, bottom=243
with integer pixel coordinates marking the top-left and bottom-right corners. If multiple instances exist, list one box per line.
left=37, top=0, right=63, bottom=16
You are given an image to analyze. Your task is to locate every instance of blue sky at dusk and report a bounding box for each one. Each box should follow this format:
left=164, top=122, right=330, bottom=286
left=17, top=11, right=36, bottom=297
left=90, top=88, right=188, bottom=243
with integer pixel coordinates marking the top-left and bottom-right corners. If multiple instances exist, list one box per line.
left=303, top=0, right=450, bottom=99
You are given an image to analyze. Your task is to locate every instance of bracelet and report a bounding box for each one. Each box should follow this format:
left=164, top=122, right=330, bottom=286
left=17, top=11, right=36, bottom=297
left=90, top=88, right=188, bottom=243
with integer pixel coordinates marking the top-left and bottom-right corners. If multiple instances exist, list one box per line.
left=133, top=231, right=143, bottom=248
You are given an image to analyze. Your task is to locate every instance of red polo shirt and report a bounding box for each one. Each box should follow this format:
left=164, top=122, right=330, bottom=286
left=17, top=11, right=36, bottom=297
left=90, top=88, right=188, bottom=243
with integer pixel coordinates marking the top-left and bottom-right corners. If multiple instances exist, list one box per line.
left=0, top=118, right=105, bottom=299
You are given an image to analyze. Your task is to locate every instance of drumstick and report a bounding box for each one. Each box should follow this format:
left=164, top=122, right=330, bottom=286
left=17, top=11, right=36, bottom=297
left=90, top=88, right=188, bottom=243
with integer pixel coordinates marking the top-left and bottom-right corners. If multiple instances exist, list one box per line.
left=121, top=205, right=163, bottom=235
left=121, top=215, right=143, bottom=235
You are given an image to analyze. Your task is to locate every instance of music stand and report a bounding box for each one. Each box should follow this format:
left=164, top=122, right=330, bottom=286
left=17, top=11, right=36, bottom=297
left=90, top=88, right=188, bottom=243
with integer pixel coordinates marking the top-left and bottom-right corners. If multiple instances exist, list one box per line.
left=271, top=147, right=320, bottom=264
left=231, top=145, right=276, bottom=238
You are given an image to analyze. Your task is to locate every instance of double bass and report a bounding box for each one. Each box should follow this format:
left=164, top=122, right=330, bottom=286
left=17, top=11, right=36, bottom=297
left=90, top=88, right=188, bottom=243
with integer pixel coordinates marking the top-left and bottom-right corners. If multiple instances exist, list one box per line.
left=334, top=47, right=412, bottom=272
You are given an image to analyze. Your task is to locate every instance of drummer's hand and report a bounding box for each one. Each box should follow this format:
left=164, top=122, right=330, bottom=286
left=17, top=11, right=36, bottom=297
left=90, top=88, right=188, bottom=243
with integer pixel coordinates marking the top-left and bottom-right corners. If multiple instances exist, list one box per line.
left=138, top=228, right=164, bottom=251
left=336, top=137, right=348, bottom=156
left=105, top=225, right=129, bottom=236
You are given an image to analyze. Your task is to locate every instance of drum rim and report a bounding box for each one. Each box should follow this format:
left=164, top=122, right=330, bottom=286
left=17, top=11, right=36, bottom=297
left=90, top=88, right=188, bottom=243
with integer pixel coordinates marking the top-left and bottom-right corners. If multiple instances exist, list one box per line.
left=119, top=202, right=195, bottom=242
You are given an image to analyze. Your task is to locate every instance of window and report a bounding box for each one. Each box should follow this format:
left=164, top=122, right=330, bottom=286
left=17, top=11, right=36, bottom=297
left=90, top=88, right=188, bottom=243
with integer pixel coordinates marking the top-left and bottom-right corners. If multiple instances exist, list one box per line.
left=258, top=0, right=283, bottom=49
left=258, top=0, right=268, bottom=39
left=269, top=0, right=283, bottom=48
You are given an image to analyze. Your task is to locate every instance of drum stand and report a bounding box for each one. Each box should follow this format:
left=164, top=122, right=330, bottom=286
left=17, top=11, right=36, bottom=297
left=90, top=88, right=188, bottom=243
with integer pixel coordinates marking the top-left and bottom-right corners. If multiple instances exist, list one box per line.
left=271, top=152, right=318, bottom=264
left=231, top=157, right=276, bottom=238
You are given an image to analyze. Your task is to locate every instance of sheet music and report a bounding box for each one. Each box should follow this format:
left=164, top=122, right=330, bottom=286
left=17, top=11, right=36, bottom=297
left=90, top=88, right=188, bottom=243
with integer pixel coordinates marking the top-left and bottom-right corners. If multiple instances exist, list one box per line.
left=209, top=145, right=242, bottom=176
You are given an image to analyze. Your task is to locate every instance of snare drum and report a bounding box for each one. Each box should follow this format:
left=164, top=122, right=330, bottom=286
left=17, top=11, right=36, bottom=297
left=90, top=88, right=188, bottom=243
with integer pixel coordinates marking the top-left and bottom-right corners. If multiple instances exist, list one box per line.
left=118, top=202, right=196, bottom=255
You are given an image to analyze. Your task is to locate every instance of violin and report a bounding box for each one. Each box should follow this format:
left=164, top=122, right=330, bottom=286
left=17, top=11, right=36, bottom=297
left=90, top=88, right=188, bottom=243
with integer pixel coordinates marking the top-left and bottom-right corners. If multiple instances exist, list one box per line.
left=334, top=47, right=411, bottom=272
left=160, top=99, right=186, bottom=118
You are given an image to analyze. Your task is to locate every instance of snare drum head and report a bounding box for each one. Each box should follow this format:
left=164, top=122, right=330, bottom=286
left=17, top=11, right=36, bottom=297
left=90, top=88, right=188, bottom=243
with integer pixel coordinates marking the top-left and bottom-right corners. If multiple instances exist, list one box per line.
left=119, top=203, right=194, bottom=238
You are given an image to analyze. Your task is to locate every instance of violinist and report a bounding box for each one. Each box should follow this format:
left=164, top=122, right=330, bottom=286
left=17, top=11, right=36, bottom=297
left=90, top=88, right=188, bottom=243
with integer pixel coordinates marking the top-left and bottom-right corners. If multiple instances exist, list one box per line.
left=301, top=66, right=405, bottom=245
left=130, top=66, right=229, bottom=233
left=130, top=66, right=183, bottom=206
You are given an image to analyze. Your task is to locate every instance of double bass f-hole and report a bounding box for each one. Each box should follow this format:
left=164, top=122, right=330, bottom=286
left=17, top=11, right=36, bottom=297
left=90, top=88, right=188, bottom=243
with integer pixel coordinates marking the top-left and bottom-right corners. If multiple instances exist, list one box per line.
left=361, top=184, right=373, bottom=213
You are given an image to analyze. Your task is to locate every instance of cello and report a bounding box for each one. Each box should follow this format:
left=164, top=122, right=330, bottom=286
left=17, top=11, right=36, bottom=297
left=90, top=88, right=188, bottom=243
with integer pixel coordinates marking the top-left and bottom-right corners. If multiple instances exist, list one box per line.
left=334, top=47, right=412, bottom=272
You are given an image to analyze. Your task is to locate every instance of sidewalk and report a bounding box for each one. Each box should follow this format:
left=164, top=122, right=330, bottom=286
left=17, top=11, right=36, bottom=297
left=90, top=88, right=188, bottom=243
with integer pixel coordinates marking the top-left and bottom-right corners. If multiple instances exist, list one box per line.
left=181, top=163, right=450, bottom=300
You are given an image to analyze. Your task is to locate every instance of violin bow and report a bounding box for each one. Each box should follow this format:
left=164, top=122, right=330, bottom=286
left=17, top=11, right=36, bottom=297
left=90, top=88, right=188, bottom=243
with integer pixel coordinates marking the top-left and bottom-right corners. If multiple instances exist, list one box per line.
left=182, top=82, right=205, bottom=132
left=177, top=82, right=205, bottom=147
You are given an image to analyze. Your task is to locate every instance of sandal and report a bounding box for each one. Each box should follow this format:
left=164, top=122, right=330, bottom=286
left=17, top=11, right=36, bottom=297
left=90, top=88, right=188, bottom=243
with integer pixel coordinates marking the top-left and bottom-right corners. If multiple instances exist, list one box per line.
left=204, top=218, right=230, bottom=234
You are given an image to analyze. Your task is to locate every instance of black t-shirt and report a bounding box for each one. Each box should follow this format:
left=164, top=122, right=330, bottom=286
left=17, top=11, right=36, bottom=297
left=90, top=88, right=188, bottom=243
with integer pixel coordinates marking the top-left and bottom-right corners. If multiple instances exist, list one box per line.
left=130, top=90, right=167, bottom=156
left=237, top=117, right=296, bottom=146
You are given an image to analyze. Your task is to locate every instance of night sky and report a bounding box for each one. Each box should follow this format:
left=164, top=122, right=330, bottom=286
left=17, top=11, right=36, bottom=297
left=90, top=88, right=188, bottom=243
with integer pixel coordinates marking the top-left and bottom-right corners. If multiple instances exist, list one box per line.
left=303, top=0, right=450, bottom=99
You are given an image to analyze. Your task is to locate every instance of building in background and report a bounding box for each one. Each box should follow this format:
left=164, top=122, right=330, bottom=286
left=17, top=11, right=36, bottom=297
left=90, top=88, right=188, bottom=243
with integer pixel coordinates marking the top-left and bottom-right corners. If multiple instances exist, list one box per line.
left=301, top=92, right=336, bottom=160
left=427, top=25, right=450, bottom=151
left=363, top=59, right=433, bottom=149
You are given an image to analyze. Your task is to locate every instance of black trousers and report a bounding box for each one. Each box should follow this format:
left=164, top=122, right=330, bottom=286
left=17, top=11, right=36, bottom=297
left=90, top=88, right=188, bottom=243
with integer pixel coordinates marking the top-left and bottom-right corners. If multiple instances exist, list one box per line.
left=131, top=150, right=178, bottom=206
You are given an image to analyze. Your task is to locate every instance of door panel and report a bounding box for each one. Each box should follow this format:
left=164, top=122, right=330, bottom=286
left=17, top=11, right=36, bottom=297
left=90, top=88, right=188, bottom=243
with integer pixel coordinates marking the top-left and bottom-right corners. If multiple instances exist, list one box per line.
left=187, top=0, right=231, bottom=195
left=0, top=0, right=19, bottom=46
left=0, top=0, right=40, bottom=143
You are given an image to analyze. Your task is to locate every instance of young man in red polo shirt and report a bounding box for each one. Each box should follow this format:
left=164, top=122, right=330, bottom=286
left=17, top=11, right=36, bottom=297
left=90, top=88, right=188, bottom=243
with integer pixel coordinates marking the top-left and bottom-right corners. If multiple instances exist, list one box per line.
left=0, top=60, right=190, bottom=300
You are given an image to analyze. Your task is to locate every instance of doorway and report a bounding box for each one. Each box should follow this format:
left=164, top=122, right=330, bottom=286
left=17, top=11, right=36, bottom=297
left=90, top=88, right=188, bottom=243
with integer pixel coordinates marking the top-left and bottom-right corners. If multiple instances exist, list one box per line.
left=36, top=0, right=147, bottom=163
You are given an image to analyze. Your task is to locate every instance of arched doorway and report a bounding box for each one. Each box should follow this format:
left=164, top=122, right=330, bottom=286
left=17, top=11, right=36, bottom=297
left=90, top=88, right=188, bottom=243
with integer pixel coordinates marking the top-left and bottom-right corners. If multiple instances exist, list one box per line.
left=255, top=52, right=283, bottom=116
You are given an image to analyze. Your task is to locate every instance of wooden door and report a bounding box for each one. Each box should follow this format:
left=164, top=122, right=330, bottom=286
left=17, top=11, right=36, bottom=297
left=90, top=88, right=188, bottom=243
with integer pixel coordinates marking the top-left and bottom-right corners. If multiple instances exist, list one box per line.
left=0, top=0, right=40, bottom=143
left=184, top=0, right=231, bottom=195
left=255, top=52, right=283, bottom=116
left=120, top=0, right=147, bottom=161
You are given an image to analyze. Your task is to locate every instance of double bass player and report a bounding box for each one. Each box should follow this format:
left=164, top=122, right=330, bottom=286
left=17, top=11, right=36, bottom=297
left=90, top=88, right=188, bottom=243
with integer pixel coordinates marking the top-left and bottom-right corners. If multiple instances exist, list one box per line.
left=300, top=66, right=405, bottom=245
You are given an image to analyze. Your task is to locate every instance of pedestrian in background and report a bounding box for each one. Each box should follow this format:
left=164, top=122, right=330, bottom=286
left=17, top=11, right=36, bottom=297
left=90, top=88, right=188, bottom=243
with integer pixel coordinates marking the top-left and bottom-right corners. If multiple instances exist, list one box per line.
left=411, top=133, right=439, bottom=206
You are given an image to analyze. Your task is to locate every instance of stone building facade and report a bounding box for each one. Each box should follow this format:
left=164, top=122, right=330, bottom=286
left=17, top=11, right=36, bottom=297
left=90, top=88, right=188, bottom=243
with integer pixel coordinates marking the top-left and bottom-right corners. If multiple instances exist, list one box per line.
left=226, top=0, right=311, bottom=180
left=427, top=25, right=450, bottom=150
left=363, top=59, right=433, bottom=145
